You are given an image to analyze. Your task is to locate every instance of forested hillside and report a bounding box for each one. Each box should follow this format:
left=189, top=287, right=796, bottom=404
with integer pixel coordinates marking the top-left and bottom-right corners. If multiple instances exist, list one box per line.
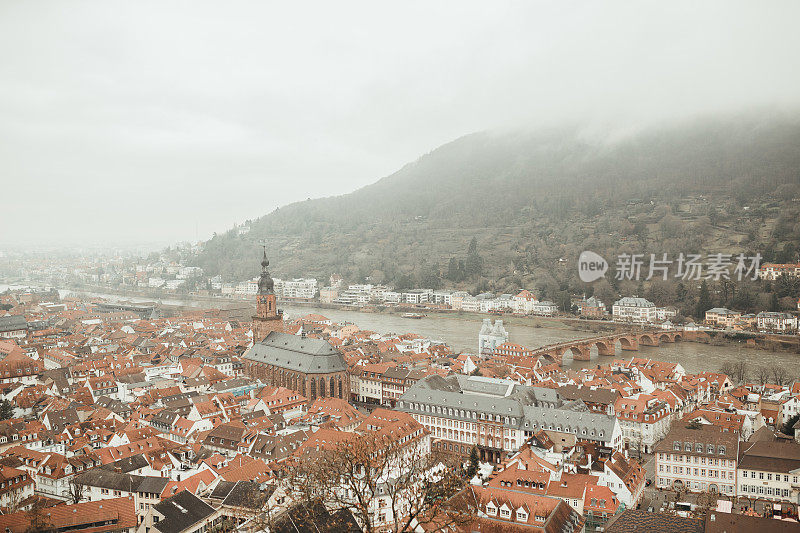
left=191, top=115, right=800, bottom=315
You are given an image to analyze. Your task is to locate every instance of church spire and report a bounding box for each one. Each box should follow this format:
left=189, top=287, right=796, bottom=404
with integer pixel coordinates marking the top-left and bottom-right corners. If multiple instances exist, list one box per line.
left=258, top=246, right=274, bottom=295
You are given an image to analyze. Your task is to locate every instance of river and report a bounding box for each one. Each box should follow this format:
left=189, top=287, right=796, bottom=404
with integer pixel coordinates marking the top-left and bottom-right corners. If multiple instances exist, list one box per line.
left=3, top=284, right=796, bottom=374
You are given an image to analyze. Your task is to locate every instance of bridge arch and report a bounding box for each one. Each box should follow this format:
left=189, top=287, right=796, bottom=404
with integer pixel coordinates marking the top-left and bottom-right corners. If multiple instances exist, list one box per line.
left=639, top=333, right=659, bottom=346
left=593, top=340, right=616, bottom=356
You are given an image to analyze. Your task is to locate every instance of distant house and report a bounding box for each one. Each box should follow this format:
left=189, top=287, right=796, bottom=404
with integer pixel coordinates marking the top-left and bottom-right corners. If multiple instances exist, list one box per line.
left=531, top=301, right=558, bottom=316
left=513, top=290, right=539, bottom=314
left=705, top=307, right=741, bottom=327
left=756, top=312, right=798, bottom=333
left=758, top=262, right=800, bottom=280
left=579, top=297, right=607, bottom=318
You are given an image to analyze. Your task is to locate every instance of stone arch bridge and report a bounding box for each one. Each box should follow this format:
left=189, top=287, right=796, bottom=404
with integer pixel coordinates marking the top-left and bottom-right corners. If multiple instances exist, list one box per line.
left=531, top=330, right=684, bottom=366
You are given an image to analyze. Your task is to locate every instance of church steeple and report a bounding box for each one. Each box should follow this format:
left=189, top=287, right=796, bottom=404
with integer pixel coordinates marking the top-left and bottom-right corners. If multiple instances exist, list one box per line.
left=252, top=247, right=283, bottom=343
left=258, top=247, right=274, bottom=295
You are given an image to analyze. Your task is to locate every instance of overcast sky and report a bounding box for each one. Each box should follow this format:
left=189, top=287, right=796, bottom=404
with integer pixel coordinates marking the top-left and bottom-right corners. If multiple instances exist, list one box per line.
left=1, top=1, right=799, bottom=249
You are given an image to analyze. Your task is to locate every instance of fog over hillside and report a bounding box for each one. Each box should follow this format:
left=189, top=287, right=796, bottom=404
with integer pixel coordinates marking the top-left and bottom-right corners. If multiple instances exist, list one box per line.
left=193, top=114, right=800, bottom=311
left=2, top=1, right=800, bottom=246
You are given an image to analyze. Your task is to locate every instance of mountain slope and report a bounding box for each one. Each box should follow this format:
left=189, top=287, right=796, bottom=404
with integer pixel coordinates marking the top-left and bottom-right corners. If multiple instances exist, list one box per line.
left=194, top=115, right=800, bottom=298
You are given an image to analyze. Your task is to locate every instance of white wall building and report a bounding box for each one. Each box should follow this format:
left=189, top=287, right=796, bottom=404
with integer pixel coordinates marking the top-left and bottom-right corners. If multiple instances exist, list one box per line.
left=613, top=297, right=658, bottom=323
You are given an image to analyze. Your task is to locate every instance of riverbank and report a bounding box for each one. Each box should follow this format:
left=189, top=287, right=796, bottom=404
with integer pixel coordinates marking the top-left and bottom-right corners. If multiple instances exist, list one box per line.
left=7, top=281, right=800, bottom=354
left=62, top=283, right=647, bottom=335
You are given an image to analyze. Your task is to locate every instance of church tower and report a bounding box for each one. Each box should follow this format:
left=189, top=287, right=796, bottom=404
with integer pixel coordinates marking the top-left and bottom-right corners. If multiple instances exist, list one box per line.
left=252, top=248, right=284, bottom=342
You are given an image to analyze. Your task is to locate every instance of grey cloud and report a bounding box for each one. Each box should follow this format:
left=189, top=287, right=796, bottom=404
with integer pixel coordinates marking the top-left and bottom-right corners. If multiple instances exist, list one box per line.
left=1, top=1, right=799, bottom=247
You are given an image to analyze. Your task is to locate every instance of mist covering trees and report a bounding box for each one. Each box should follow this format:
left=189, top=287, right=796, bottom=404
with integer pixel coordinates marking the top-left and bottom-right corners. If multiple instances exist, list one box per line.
left=192, top=117, right=800, bottom=318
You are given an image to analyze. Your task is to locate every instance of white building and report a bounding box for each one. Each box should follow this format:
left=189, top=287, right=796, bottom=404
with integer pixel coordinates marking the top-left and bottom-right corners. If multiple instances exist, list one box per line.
left=478, top=319, right=509, bottom=356
left=612, top=297, right=658, bottom=324
left=756, top=312, right=798, bottom=333
left=738, top=439, right=800, bottom=504
left=513, top=290, right=539, bottom=314
left=431, top=291, right=453, bottom=306
left=275, top=278, right=318, bottom=299
left=531, top=301, right=558, bottom=316
left=235, top=279, right=259, bottom=295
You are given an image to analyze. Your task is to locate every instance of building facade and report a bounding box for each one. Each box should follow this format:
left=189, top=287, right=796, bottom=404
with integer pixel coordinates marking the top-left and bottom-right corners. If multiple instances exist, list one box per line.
left=397, top=375, right=621, bottom=464
left=654, top=425, right=739, bottom=496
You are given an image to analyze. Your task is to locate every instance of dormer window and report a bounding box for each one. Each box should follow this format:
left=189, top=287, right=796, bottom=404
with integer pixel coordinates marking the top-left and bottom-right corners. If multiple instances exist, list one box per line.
left=516, top=509, right=528, bottom=521
left=486, top=503, right=497, bottom=516
left=718, top=445, right=726, bottom=455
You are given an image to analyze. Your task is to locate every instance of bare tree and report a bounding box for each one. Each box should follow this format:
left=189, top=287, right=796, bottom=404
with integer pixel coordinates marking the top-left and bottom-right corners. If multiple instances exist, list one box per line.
left=720, top=361, right=748, bottom=385
left=68, top=478, right=86, bottom=505
left=24, top=499, right=54, bottom=533
left=287, top=432, right=470, bottom=533
left=770, top=365, right=790, bottom=387
left=755, top=366, right=771, bottom=386
left=694, top=490, right=719, bottom=516
left=732, top=361, right=748, bottom=384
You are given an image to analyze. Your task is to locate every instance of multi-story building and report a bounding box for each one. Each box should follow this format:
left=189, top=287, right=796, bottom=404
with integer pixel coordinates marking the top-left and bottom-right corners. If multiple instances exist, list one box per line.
left=512, top=290, right=539, bottom=315
left=612, top=297, right=658, bottom=323
left=402, top=289, right=432, bottom=304
left=654, top=425, right=739, bottom=496
left=235, top=279, right=259, bottom=295
left=431, top=290, right=453, bottom=306
left=397, top=375, right=621, bottom=464
left=615, top=394, right=673, bottom=453
left=0, top=316, right=27, bottom=339
left=381, top=367, right=424, bottom=407
left=531, top=301, right=558, bottom=316
left=737, top=438, right=800, bottom=504
left=579, top=296, right=606, bottom=318
left=319, top=286, right=338, bottom=303
left=705, top=307, right=742, bottom=327
left=0, top=465, right=34, bottom=513
left=758, top=262, right=800, bottom=280
left=274, top=278, right=318, bottom=299
left=756, top=312, right=798, bottom=333
left=353, top=362, right=394, bottom=405
left=492, top=342, right=533, bottom=358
